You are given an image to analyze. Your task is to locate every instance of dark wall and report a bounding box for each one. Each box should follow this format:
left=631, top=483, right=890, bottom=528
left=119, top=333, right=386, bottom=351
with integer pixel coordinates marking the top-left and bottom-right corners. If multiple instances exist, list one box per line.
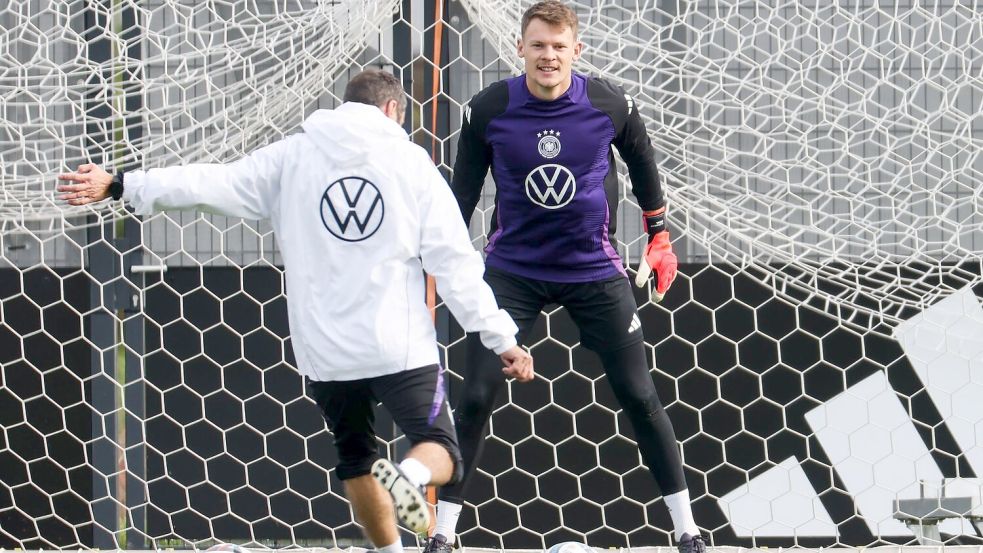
left=0, top=268, right=92, bottom=548
left=442, top=266, right=981, bottom=548
left=3, top=265, right=981, bottom=548
left=139, top=267, right=363, bottom=545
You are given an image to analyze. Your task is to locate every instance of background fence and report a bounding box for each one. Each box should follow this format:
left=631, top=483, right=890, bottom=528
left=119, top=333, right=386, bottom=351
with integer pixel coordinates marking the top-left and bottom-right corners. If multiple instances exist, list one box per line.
left=1, top=0, right=982, bottom=550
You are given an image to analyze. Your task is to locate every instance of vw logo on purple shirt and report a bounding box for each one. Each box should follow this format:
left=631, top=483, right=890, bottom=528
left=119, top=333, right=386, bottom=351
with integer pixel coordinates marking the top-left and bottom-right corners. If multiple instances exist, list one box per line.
left=525, top=164, right=577, bottom=209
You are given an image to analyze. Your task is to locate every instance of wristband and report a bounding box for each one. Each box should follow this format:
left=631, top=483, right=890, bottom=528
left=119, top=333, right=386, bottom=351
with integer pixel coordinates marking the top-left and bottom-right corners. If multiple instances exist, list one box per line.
left=643, top=209, right=666, bottom=238
left=109, top=171, right=124, bottom=201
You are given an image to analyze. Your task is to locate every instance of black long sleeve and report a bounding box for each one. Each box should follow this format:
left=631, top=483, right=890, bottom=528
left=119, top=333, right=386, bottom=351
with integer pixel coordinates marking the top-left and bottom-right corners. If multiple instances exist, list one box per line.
left=588, top=77, right=665, bottom=212
left=450, top=105, right=491, bottom=224
left=450, top=81, right=509, bottom=225
left=615, top=97, right=665, bottom=212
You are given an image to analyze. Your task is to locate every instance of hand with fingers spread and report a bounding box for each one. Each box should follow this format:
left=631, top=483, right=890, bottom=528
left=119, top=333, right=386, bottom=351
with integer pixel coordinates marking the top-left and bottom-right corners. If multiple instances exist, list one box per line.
left=499, top=345, right=534, bottom=382
left=56, top=164, right=115, bottom=205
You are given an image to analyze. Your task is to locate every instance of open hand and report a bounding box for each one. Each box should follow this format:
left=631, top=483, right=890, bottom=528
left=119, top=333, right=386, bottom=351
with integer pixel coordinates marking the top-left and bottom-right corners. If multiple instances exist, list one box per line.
left=57, top=164, right=113, bottom=205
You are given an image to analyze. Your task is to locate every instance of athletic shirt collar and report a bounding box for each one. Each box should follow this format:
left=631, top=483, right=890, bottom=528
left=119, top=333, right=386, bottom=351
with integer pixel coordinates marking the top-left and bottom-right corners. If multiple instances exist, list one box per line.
left=510, top=72, right=588, bottom=110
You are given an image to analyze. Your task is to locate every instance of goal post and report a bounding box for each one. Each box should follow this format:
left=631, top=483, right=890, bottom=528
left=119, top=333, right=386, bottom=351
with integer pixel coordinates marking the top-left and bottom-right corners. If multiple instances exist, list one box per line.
left=1, top=0, right=982, bottom=550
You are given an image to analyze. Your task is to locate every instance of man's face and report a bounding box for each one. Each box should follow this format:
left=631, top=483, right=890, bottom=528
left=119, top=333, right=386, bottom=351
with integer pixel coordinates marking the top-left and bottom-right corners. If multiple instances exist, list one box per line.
left=517, top=17, right=582, bottom=100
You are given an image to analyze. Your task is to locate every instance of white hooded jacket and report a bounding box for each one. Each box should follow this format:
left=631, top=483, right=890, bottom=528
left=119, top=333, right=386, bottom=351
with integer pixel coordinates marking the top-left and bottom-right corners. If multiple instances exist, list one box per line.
left=123, top=102, right=518, bottom=381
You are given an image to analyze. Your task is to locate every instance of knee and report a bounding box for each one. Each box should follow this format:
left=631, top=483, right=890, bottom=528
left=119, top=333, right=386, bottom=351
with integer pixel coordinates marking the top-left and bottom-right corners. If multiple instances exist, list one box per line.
left=335, top=453, right=378, bottom=481
left=621, top=390, right=665, bottom=422
left=447, top=451, right=464, bottom=485
left=419, top=439, right=464, bottom=485
left=454, top=387, right=498, bottom=424
left=333, top=435, right=379, bottom=481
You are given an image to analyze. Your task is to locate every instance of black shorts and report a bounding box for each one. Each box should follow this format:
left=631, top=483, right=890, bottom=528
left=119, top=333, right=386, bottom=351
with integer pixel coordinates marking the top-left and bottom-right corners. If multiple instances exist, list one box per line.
left=308, top=364, right=461, bottom=481
left=484, top=266, right=643, bottom=352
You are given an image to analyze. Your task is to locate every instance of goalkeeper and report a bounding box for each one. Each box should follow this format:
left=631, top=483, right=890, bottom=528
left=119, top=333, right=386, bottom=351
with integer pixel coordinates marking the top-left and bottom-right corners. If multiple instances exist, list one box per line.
left=428, top=2, right=703, bottom=553
left=56, top=69, right=533, bottom=553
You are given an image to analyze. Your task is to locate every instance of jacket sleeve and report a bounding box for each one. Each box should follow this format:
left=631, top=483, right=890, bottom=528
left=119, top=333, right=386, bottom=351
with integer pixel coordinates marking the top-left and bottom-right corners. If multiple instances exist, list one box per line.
left=122, top=138, right=290, bottom=219
left=449, top=101, right=491, bottom=225
left=418, top=158, right=518, bottom=355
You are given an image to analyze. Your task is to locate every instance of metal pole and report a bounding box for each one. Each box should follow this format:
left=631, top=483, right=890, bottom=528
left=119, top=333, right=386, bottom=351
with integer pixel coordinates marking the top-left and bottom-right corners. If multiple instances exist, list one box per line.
left=84, top=0, right=145, bottom=548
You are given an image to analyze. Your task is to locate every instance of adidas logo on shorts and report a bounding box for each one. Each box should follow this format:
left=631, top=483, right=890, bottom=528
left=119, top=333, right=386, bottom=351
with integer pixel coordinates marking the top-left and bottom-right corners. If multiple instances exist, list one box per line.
left=627, top=313, right=641, bottom=334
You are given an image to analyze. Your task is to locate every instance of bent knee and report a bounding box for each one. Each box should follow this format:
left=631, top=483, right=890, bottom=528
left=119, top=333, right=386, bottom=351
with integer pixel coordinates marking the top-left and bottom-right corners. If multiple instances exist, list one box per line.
left=454, top=390, right=498, bottom=422
left=622, top=391, right=665, bottom=421
left=335, top=453, right=379, bottom=481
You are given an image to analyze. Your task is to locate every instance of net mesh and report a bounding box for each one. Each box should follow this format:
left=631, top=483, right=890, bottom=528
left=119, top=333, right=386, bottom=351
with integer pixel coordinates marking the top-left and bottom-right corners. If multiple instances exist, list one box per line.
left=459, top=0, right=983, bottom=327
left=2, top=0, right=983, bottom=550
left=1, top=0, right=398, bottom=225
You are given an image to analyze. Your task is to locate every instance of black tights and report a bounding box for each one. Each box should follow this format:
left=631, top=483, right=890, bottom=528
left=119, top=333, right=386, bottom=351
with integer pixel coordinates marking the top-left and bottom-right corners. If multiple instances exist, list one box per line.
left=439, top=336, right=687, bottom=503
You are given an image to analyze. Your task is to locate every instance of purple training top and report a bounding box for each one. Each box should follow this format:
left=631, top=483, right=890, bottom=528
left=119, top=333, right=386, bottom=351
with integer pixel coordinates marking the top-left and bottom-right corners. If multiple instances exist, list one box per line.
left=451, top=73, right=665, bottom=283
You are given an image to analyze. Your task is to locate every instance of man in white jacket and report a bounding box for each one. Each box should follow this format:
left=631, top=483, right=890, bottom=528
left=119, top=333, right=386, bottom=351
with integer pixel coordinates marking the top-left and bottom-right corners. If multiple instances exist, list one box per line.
left=57, top=69, right=533, bottom=553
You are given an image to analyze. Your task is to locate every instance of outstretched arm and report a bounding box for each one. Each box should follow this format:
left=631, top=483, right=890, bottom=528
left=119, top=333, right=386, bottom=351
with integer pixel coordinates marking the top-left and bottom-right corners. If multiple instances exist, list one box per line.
left=57, top=138, right=291, bottom=219
left=419, top=158, right=533, bottom=381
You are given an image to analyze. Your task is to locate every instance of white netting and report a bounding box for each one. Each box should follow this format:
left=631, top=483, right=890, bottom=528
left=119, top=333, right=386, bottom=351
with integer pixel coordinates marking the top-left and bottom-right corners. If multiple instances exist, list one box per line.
left=1, top=0, right=398, bottom=224
left=2, top=0, right=983, bottom=550
left=460, top=0, right=983, bottom=326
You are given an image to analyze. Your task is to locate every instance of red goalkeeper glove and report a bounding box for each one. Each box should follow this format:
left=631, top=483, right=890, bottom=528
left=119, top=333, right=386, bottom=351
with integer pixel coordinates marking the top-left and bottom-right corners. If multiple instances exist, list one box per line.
left=634, top=207, right=677, bottom=302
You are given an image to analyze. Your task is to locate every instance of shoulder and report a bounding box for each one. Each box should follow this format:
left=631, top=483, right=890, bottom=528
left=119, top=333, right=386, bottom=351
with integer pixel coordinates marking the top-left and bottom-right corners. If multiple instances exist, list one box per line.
left=585, top=76, right=634, bottom=119
left=248, top=132, right=307, bottom=165
left=380, top=142, right=444, bottom=200
left=283, top=130, right=312, bottom=150
left=464, top=80, right=509, bottom=128
left=397, top=141, right=440, bottom=172
left=586, top=75, right=625, bottom=98
left=586, top=76, right=646, bottom=137
left=405, top=143, right=447, bottom=187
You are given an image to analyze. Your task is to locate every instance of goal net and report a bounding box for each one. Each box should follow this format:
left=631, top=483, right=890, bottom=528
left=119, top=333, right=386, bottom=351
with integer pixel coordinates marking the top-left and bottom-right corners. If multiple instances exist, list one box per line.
left=2, top=0, right=982, bottom=550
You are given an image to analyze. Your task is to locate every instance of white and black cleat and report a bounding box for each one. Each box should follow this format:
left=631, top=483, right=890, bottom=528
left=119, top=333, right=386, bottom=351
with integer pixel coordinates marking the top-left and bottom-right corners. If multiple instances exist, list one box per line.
left=677, top=534, right=707, bottom=553
left=422, top=533, right=455, bottom=553
left=371, top=458, right=430, bottom=534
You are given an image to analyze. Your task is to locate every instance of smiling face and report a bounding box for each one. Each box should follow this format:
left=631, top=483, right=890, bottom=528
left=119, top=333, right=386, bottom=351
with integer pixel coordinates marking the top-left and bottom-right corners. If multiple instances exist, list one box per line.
left=517, top=17, right=583, bottom=101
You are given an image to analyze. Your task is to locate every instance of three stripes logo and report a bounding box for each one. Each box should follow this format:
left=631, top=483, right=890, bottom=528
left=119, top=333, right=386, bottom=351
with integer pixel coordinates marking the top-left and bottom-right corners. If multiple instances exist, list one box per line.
left=627, top=313, right=642, bottom=334
left=717, top=286, right=983, bottom=540
left=319, top=176, right=384, bottom=242
left=525, top=164, right=576, bottom=209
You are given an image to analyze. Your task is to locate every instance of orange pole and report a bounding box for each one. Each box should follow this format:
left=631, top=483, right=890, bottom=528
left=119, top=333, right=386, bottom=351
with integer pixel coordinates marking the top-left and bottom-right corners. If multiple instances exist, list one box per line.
left=425, top=0, right=445, bottom=323
left=424, top=0, right=446, bottom=531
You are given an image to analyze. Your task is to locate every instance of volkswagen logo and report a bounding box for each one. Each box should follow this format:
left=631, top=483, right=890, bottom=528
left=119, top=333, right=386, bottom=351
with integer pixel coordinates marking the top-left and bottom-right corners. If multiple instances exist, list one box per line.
left=525, top=164, right=576, bottom=209
left=320, top=176, right=384, bottom=241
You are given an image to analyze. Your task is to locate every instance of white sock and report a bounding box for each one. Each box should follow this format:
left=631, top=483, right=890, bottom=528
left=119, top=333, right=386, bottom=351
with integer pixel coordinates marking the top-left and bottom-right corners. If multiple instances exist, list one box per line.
left=434, top=500, right=463, bottom=543
left=377, top=539, right=403, bottom=553
left=663, top=489, right=699, bottom=541
left=398, top=457, right=431, bottom=488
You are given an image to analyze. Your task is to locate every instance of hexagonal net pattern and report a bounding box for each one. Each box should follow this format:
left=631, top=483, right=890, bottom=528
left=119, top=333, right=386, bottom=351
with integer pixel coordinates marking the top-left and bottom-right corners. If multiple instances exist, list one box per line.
left=2, top=0, right=983, bottom=551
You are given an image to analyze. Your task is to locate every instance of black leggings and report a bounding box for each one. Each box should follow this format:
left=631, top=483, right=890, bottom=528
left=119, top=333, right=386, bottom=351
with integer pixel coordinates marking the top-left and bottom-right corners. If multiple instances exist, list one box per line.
left=439, top=337, right=687, bottom=503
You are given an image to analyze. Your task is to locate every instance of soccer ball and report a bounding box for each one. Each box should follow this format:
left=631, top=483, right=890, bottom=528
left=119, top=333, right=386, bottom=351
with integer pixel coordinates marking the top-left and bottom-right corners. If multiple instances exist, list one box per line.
left=546, top=542, right=596, bottom=553
left=205, top=544, right=246, bottom=553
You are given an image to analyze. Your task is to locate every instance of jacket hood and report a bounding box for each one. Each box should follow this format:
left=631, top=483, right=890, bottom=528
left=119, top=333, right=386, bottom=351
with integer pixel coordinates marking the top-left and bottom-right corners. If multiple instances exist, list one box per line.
left=302, top=102, right=408, bottom=166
